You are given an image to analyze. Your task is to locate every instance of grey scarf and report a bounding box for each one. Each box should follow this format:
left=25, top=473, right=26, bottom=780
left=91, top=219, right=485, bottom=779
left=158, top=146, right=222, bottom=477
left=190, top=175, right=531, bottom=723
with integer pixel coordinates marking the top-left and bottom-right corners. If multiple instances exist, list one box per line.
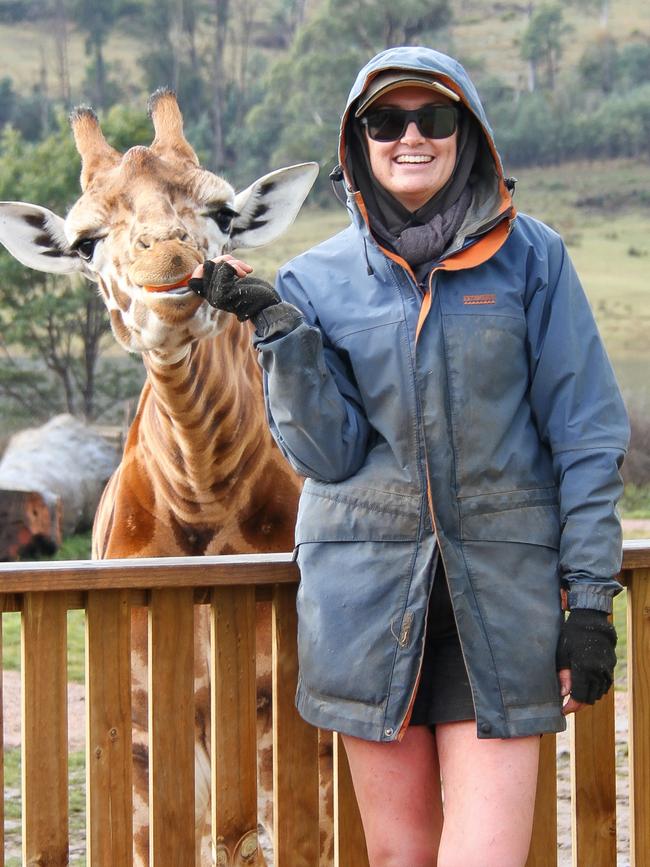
left=396, top=184, right=473, bottom=266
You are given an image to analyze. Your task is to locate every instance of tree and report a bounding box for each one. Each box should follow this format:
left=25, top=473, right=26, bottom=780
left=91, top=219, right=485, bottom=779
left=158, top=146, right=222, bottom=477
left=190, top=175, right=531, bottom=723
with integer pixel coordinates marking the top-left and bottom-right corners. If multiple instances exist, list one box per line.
left=68, top=0, right=140, bottom=109
left=137, top=0, right=206, bottom=120
left=520, top=3, right=568, bottom=92
left=208, top=0, right=230, bottom=168
left=578, top=34, right=619, bottom=94
left=0, top=110, right=148, bottom=421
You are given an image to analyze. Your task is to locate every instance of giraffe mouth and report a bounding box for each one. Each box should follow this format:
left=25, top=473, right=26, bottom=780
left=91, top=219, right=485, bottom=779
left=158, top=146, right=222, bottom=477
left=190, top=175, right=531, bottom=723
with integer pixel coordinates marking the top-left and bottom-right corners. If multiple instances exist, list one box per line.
left=142, top=273, right=194, bottom=294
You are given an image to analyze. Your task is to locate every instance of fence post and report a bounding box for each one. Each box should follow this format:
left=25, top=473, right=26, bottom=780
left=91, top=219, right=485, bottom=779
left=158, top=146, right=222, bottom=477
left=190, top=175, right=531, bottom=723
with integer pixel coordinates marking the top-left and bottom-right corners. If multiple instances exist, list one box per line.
left=22, top=592, right=69, bottom=866
left=527, top=733, right=557, bottom=867
left=86, top=589, right=133, bottom=866
left=333, top=733, right=369, bottom=867
left=212, top=586, right=261, bottom=863
left=570, top=688, right=617, bottom=865
left=272, top=583, right=320, bottom=866
left=148, top=588, right=196, bottom=866
left=628, top=567, right=650, bottom=866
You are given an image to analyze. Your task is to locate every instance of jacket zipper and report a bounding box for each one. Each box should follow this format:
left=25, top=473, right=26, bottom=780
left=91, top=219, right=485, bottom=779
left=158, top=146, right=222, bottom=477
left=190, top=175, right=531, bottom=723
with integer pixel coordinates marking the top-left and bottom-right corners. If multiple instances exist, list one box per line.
left=395, top=266, right=476, bottom=740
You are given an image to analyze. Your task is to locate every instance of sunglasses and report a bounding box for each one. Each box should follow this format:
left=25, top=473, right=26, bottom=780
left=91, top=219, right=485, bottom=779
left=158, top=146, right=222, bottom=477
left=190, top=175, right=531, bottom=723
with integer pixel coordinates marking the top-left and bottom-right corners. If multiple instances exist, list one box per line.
left=360, top=105, right=458, bottom=142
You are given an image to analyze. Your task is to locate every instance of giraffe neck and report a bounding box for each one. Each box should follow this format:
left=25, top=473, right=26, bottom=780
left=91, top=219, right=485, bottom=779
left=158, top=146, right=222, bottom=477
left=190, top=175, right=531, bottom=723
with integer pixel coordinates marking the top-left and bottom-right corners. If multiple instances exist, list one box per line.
left=138, top=318, right=268, bottom=525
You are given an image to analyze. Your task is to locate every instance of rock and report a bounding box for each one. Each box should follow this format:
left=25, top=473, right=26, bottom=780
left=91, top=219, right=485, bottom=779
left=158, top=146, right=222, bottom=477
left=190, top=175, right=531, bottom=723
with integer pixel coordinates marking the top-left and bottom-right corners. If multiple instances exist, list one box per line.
left=0, top=414, right=119, bottom=536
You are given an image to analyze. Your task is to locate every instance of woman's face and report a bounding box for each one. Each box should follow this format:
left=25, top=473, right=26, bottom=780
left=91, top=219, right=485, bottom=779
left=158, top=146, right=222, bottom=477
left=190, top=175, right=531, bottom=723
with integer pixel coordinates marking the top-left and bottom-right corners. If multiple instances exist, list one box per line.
left=363, top=86, right=458, bottom=212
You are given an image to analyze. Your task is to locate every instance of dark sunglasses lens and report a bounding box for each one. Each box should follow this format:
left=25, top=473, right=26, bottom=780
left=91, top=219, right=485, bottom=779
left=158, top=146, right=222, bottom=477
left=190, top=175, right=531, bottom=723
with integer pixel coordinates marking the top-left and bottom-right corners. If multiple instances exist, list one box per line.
left=365, top=110, right=405, bottom=141
left=364, top=106, right=457, bottom=141
left=418, top=106, right=457, bottom=139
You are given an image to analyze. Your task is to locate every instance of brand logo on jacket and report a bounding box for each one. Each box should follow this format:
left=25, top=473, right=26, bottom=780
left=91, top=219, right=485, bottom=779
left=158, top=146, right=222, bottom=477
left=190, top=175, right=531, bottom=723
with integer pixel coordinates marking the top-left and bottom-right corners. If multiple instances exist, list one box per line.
left=463, top=293, right=496, bottom=305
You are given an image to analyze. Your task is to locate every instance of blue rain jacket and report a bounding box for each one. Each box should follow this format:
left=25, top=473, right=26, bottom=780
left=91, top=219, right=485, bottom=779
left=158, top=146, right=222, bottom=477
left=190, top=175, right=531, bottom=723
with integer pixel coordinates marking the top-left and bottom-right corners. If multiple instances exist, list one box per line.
left=253, top=47, right=629, bottom=742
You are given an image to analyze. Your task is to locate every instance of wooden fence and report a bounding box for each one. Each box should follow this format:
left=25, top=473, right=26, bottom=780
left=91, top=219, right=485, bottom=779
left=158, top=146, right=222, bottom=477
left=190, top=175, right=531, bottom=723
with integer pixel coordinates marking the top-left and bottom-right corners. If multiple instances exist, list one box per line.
left=0, top=541, right=648, bottom=866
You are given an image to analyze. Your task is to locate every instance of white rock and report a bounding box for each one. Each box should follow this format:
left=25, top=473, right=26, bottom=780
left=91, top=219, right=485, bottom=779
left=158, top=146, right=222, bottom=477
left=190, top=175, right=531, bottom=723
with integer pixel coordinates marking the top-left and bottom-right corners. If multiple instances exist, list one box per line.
left=0, top=414, right=119, bottom=535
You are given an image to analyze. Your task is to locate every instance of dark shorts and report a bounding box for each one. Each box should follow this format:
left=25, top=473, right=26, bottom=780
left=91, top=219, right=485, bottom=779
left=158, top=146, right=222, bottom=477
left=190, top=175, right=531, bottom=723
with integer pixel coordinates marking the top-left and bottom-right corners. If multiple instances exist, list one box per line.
left=409, top=558, right=475, bottom=727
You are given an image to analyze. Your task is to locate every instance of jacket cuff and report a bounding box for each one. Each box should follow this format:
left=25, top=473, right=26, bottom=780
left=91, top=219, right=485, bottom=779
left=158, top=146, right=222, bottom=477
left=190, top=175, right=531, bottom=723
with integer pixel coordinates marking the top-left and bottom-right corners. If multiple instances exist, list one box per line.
left=566, top=585, right=620, bottom=614
left=252, top=302, right=303, bottom=340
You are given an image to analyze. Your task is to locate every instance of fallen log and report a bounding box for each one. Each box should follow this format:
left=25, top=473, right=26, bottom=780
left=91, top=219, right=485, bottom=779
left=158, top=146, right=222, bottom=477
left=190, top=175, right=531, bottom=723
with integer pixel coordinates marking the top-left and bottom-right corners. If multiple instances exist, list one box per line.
left=0, top=489, right=61, bottom=561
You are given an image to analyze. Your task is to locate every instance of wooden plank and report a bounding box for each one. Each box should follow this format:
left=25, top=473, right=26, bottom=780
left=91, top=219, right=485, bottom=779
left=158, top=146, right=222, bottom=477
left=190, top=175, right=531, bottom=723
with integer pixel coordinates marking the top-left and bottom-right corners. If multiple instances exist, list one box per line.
left=628, top=567, right=650, bottom=867
left=570, top=690, right=617, bottom=865
left=0, top=552, right=298, bottom=592
left=2, top=539, right=647, bottom=592
left=148, top=588, right=196, bottom=866
left=272, top=583, right=320, bottom=867
left=86, top=589, right=133, bottom=866
left=333, top=732, right=369, bottom=867
left=211, top=586, right=261, bottom=863
left=619, top=541, right=650, bottom=573
left=21, top=592, right=69, bottom=866
left=526, top=733, right=557, bottom=867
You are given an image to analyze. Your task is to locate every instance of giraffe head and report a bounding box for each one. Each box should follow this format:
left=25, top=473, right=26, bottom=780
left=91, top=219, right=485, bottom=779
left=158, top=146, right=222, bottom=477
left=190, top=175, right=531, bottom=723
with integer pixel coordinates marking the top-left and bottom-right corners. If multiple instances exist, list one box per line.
left=0, top=90, right=318, bottom=361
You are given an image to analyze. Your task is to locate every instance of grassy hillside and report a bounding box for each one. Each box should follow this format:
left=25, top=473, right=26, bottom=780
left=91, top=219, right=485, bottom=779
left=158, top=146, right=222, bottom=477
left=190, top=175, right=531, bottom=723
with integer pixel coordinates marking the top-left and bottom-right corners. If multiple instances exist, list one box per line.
left=450, top=0, right=650, bottom=87
left=1, top=0, right=648, bottom=101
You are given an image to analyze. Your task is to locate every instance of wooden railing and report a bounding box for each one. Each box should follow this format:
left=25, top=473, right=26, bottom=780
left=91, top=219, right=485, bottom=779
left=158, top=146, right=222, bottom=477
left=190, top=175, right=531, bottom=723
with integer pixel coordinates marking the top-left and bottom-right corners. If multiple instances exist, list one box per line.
left=0, top=541, right=648, bottom=866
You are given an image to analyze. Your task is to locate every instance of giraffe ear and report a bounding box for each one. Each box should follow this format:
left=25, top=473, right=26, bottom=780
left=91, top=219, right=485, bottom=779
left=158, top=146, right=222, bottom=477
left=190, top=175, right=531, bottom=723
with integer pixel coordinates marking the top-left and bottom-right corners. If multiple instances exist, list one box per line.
left=0, top=202, right=87, bottom=276
left=228, top=162, right=319, bottom=250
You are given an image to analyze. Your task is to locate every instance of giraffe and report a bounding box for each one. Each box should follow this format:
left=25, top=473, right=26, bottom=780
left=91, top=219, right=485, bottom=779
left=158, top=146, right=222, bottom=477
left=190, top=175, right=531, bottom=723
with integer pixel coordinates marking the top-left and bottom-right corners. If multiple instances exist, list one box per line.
left=0, top=90, right=320, bottom=865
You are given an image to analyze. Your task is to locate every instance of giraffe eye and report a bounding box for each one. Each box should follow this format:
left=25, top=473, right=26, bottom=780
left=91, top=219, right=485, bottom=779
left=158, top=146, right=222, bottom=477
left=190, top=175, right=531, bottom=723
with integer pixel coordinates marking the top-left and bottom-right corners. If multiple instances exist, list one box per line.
left=207, top=206, right=238, bottom=234
left=74, top=237, right=99, bottom=261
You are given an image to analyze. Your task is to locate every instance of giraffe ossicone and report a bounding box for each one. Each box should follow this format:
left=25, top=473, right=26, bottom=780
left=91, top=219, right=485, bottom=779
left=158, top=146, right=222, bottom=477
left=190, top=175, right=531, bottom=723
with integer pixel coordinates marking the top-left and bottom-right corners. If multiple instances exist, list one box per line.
left=0, top=92, right=325, bottom=866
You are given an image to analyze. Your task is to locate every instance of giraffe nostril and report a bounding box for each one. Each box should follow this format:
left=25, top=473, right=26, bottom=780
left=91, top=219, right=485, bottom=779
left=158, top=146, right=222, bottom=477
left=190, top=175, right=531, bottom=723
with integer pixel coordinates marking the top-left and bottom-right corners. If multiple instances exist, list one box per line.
left=136, top=239, right=150, bottom=251
left=180, top=232, right=190, bottom=243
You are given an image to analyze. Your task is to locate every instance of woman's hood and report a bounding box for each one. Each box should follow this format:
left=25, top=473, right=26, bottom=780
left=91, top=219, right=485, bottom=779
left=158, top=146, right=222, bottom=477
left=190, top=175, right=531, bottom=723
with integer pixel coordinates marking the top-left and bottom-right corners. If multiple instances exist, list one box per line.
left=338, top=46, right=513, bottom=234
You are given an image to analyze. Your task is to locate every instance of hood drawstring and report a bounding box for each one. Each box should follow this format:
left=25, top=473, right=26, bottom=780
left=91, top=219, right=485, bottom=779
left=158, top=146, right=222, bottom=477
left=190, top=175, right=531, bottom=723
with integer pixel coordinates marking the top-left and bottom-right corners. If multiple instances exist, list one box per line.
left=362, top=236, right=374, bottom=276
left=330, top=162, right=374, bottom=275
left=329, top=164, right=348, bottom=207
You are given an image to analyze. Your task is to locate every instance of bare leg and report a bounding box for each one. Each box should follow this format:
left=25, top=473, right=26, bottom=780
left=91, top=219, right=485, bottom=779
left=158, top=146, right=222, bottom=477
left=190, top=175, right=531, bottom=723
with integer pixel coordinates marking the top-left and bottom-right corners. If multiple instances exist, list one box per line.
left=435, top=721, right=540, bottom=867
left=341, top=727, right=443, bottom=867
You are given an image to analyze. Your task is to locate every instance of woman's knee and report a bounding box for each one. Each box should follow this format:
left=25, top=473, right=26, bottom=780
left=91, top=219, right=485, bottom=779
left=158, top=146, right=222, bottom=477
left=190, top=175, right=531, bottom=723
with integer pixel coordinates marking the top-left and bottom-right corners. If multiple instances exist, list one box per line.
left=366, top=838, right=437, bottom=867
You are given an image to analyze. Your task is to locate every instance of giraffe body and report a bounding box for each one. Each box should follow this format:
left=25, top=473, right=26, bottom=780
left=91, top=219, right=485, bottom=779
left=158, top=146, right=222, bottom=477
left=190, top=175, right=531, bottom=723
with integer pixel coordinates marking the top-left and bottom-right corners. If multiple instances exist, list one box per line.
left=0, top=91, right=318, bottom=865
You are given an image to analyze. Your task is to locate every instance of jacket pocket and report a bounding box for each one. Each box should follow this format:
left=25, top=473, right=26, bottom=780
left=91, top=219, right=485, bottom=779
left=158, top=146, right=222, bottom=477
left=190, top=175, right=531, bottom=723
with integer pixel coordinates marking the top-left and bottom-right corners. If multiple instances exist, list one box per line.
left=295, top=477, right=422, bottom=543
left=461, top=503, right=560, bottom=550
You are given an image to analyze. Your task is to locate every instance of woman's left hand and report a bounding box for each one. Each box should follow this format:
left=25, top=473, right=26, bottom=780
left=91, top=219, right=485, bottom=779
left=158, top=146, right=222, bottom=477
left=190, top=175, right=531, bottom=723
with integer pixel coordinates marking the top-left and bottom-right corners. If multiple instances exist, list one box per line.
left=556, top=608, right=617, bottom=715
left=557, top=668, right=585, bottom=716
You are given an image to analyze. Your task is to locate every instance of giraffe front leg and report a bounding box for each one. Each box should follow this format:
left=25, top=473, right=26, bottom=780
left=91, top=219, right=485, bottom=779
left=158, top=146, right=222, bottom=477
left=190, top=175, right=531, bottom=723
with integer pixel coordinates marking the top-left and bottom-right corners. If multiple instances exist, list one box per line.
left=132, top=731, right=150, bottom=867
left=195, top=740, right=212, bottom=865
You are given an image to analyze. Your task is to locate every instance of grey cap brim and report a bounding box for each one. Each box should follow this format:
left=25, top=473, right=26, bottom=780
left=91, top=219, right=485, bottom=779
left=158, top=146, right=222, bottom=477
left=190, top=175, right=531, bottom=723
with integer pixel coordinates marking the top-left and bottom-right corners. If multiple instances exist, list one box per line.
left=354, top=71, right=460, bottom=117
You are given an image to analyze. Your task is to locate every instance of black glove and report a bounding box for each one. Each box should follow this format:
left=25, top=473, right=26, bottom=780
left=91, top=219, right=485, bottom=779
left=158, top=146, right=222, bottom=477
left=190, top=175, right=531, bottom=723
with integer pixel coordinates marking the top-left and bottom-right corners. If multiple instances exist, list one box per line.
left=188, top=260, right=281, bottom=322
left=556, top=608, right=617, bottom=704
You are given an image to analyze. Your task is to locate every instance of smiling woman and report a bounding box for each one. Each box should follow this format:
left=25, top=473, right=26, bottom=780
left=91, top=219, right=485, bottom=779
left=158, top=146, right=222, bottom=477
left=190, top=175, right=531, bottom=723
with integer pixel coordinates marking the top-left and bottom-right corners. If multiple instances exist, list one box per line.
left=190, top=45, right=630, bottom=867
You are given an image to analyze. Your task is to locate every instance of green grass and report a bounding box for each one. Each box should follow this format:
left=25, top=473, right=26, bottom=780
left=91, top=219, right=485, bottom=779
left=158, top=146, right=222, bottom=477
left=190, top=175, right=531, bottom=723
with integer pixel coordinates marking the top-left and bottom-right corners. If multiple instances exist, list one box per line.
left=55, top=531, right=93, bottom=561
left=620, top=484, right=650, bottom=519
